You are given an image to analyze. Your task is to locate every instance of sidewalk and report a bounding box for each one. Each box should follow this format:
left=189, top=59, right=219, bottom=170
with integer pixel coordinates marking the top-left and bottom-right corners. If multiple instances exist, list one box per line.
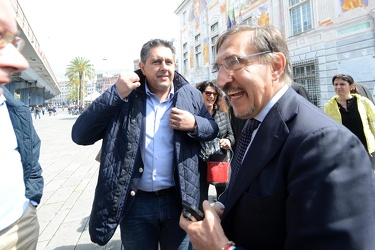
left=33, top=109, right=216, bottom=250
left=33, top=109, right=122, bottom=250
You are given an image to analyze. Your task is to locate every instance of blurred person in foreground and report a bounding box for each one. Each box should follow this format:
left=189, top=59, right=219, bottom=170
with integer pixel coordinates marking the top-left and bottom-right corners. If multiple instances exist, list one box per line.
left=324, top=74, right=375, bottom=169
left=180, top=25, right=375, bottom=250
left=72, top=39, right=218, bottom=249
left=196, top=81, right=235, bottom=208
left=0, top=0, right=43, bottom=248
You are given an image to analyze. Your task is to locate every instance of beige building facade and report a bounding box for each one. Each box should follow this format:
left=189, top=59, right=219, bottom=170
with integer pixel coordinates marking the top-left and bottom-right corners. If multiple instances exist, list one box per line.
left=175, top=0, right=375, bottom=108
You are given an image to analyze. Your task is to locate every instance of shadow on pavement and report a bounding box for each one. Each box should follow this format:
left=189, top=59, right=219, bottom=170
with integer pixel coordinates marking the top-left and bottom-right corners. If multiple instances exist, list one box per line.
left=52, top=240, right=123, bottom=250
left=77, top=216, right=89, bottom=232
left=60, top=117, right=79, bottom=120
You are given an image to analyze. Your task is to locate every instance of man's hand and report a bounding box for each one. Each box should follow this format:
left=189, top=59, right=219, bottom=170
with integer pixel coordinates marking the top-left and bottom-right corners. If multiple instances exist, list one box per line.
left=212, top=202, right=224, bottom=218
left=115, top=72, right=141, bottom=99
left=179, top=201, right=228, bottom=250
left=170, top=107, right=196, bottom=131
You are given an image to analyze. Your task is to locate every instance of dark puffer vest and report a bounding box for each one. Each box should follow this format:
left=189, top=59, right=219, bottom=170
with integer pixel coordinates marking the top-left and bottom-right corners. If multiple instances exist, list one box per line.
left=3, top=87, right=43, bottom=204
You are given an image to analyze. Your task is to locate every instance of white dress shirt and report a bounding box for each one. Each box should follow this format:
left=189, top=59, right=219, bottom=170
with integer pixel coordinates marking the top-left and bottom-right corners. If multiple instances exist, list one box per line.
left=0, top=93, right=29, bottom=231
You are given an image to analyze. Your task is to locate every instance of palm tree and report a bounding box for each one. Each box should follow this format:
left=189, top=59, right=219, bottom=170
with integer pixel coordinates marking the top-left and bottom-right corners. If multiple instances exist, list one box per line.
left=66, top=79, right=79, bottom=104
left=65, top=57, right=95, bottom=106
left=66, top=74, right=79, bottom=104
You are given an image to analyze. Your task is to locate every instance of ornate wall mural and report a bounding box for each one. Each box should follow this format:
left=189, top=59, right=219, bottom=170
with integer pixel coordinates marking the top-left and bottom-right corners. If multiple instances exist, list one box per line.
left=228, top=0, right=270, bottom=27
left=341, top=0, right=367, bottom=11
left=188, top=0, right=210, bottom=68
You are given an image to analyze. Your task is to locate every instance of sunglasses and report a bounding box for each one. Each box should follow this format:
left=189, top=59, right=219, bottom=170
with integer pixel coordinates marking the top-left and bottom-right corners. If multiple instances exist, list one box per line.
left=204, top=91, right=218, bottom=97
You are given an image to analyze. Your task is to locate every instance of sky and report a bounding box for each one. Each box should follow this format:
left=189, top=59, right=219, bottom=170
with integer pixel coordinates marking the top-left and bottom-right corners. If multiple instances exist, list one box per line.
left=17, top=0, right=180, bottom=80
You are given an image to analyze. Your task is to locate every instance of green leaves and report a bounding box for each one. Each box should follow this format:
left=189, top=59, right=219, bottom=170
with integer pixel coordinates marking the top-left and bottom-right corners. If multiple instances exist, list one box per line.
left=65, top=57, right=95, bottom=106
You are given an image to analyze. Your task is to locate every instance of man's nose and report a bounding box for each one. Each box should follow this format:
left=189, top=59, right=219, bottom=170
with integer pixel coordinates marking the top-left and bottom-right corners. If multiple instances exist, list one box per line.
left=160, top=61, right=168, bottom=69
left=1, top=43, right=29, bottom=72
left=216, top=70, right=233, bottom=89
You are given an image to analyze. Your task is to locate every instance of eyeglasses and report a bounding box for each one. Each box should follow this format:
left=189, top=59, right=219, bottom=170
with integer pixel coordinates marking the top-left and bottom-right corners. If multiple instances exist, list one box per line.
left=204, top=91, right=218, bottom=97
left=0, top=30, right=25, bottom=51
left=212, top=51, right=272, bottom=73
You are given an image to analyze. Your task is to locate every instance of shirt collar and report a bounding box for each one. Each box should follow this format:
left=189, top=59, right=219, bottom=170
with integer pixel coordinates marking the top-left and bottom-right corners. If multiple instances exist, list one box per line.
left=144, top=79, right=175, bottom=99
left=254, top=84, right=289, bottom=122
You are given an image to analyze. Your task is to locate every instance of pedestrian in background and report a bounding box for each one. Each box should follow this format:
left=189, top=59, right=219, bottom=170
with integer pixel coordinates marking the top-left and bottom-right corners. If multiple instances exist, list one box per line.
left=196, top=81, right=234, bottom=209
left=72, top=39, right=218, bottom=249
left=34, top=105, right=41, bottom=119
left=0, top=0, right=44, bottom=248
left=180, top=25, right=375, bottom=250
left=352, top=82, right=375, bottom=104
left=291, top=82, right=311, bottom=101
left=324, top=73, right=375, bottom=169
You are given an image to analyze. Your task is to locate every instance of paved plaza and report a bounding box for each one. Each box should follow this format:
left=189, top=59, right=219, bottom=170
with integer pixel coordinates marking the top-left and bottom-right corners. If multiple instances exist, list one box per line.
left=33, top=109, right=216, bottom=250
left=33, top=109, right=122, bottom=250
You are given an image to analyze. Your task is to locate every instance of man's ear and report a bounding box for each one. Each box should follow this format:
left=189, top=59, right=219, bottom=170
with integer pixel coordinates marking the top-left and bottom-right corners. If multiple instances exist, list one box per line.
left=139, top=61, right=146, bottom=75
left=271, top=53, right=286, bottom=81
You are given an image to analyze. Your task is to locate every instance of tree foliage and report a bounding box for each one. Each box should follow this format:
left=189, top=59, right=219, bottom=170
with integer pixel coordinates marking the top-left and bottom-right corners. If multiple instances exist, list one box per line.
left=65, top=57, right=95, bottom=106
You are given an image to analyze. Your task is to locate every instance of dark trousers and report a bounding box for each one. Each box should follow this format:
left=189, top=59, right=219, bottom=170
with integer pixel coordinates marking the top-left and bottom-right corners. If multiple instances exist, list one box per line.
left=120, top=188, right=189, bottom=250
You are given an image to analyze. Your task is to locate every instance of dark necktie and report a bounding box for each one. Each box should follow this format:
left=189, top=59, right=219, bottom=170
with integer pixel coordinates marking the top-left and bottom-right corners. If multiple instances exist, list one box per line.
left=228, top=118, right=261, bottom=193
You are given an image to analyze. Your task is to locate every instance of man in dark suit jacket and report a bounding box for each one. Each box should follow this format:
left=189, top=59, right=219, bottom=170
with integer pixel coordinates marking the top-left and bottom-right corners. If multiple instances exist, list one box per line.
left=355, top=82, right=374, bottom=104
left=180, top=25, right=375, bottom=250
left=291, top=82, right=311, bottom=101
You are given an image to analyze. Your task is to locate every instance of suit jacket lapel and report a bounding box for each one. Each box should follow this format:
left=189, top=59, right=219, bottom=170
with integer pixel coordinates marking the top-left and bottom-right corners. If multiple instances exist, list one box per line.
left=222, top=88, right=297, bottom=219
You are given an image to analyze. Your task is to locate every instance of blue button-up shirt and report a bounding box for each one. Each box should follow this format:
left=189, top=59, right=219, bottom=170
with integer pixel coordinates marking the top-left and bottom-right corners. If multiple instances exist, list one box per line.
left=137, top=82, right=175, bottom=191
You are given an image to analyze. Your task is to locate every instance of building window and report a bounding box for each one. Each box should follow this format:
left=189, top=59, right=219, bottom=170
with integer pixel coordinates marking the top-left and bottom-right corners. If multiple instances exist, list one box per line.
left=241, top=17, right=253, bottom=25
left=195, top=45, right=202, bottom=68
left=195, top=34, right=201, bottom=43
left=183, top=52, right=188, bottom=73
left=211, top=35, right=218, bottom=62
left=292, top=58, right=320, bottom=107
left=211, top=22, right=219, bottom=33
left=182, top=43, right=188, bottom=73
left=183, top=11, right=187, bottom=25
left=290, top=0, right=312, bottom=35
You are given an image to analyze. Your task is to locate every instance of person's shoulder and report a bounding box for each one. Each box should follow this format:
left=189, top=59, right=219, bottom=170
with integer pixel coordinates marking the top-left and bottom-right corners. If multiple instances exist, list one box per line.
left=173, top=71, right=189, bottom=84
left=324, top=95, right=338, bottom=105
left=290, top=106, right=348, bottom=142
left=281, top=92, right=336, bottom=126
left=176, top=81, right=201, bottom=97
left=356, top=94, right=374, bottom=105
left=291, top=82, right=303, bottom=90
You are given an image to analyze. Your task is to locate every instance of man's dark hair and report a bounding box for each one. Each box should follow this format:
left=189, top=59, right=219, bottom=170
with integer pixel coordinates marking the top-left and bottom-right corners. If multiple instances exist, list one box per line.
left=140, top=39, right=176, bottom=64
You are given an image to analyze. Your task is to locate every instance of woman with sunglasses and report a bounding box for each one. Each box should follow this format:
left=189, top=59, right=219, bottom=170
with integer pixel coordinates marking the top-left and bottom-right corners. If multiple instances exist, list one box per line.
left=196, top=81, right=235, bottom=209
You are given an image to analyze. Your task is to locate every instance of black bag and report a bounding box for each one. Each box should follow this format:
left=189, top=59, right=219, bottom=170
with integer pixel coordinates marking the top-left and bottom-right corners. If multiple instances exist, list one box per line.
left=200, top=138, right=224, bottom=161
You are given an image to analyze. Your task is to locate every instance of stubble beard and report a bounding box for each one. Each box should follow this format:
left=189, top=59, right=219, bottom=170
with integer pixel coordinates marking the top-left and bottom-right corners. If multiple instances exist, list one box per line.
left=234, top=105, right=256, bottom=120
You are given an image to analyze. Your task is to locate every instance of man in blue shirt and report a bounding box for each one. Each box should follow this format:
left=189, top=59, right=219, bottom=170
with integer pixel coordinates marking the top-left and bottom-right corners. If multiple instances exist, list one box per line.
left=72, top=39, right=218, bottom=249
